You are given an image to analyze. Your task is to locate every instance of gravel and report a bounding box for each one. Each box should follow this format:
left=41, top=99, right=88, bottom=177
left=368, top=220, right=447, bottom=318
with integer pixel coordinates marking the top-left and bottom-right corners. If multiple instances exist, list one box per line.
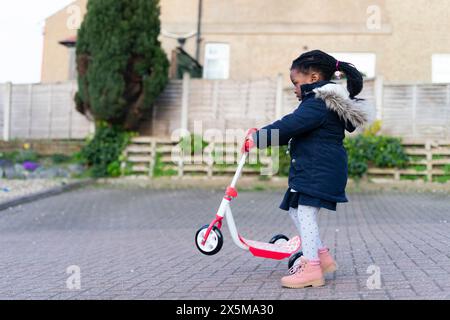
left=0, top=179, right=70, bottom=204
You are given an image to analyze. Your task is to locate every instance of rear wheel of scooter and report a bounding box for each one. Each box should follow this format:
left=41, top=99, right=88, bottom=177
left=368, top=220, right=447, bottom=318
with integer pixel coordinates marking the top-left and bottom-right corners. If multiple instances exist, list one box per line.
left=195, top=225, right=223, bottom=256
left=269, top=234, right=289, bottom=245
left=288, top=251, right=304, bottom=270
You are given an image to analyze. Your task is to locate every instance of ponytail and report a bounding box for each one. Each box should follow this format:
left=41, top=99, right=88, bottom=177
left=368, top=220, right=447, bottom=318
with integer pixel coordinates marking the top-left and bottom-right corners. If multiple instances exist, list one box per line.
left=291, top=50, right=364, bottom=99
left=336, top=61, right=363, bottom=99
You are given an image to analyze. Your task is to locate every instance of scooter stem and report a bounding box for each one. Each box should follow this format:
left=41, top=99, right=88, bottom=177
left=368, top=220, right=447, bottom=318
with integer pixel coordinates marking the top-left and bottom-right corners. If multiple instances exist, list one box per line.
left=230, top=152, right=248, bottom=188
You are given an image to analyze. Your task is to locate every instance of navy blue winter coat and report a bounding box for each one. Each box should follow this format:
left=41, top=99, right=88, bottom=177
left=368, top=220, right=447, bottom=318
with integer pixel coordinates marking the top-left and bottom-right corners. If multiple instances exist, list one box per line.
left=254, top=80, right=372, bottom=203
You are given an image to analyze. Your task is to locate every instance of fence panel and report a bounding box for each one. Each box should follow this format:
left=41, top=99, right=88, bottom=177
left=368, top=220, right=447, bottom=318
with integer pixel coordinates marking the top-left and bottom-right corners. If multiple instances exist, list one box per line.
left=3, top=82, right=91, bottom=140
left=149, top=80, right=183, bottom=137
left=1, top=78, right=450, bottom=141
left=381, top=84, right=450, bottom=139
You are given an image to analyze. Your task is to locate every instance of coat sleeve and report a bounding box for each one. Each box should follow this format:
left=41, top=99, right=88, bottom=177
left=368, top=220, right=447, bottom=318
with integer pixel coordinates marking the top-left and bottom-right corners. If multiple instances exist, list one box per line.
left=253, top=100, right=327, bottom=149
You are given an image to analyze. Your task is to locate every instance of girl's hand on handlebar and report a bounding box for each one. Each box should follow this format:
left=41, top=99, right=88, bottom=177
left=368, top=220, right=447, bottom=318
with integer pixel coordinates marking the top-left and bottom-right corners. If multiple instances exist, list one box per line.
left=241, top=128, right=258, bottom=153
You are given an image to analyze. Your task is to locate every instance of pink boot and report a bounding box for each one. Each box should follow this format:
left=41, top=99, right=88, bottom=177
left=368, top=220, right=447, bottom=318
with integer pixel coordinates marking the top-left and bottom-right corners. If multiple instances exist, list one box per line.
left=318, top=247, right=338, bottom=274
left=281, top=257, right=325, bottom=289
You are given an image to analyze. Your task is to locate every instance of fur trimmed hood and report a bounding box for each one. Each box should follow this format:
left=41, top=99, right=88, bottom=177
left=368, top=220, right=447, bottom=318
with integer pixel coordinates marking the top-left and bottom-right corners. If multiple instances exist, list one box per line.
left=313, top=83, right=375, bottom=128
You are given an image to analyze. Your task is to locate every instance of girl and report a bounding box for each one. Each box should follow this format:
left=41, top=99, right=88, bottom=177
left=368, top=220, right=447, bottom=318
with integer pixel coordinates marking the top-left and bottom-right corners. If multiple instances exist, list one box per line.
left=243, top=50, right=373, bottom=289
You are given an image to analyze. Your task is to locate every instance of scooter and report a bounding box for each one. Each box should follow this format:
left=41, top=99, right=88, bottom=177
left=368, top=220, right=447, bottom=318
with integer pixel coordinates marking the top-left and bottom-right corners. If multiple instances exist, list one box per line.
left=195, top=142, right=303, bottom=270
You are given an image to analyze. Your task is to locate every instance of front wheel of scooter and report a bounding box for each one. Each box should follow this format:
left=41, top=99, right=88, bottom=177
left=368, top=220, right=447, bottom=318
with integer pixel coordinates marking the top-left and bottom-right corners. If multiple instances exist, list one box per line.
left=269, top=234, right=289, bottom=245
left=195, top=225, right=223, bottom=256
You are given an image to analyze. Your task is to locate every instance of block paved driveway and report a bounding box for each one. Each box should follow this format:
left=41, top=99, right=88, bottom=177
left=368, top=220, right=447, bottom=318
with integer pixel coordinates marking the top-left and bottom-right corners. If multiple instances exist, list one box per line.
left=1, top=185, right=450, bottom=300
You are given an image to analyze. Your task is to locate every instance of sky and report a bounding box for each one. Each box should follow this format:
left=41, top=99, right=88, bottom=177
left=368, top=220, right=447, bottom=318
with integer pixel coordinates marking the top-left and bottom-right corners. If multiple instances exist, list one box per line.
left=0, top=0, right=74, bottom=84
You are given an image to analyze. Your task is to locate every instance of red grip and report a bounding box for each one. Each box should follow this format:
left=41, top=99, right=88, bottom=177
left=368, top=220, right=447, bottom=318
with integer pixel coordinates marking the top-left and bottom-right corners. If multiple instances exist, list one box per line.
left=225, top=186, right=238, bottom=198
left=241, top=128, right=258, bottom=154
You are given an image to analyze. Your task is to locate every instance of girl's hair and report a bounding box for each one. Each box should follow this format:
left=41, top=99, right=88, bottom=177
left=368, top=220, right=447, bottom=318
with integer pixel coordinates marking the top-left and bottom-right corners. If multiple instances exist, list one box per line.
left=291, top=50, right=363, bottom=99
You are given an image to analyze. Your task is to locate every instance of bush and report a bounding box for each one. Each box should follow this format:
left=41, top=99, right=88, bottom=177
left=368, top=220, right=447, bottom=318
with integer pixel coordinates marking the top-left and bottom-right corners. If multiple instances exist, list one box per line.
left=80, top=123, right=135, bottom=177
left=344, top=135, right=369, bottom=179
left=51, top=154, right=71, bottom=164
left=250, top=134, right=409, bottom=180
left=344, top=135, right=409, bottom=179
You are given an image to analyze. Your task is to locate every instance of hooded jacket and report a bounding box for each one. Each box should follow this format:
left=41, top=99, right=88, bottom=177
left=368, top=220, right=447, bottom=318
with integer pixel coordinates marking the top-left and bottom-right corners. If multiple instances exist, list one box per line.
left=254, top=80, right=374, bottom=203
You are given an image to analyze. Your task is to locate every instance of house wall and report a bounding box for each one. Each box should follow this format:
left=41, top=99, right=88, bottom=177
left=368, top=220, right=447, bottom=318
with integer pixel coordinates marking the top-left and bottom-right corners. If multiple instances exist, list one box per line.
left=40, top=0, right=450, bottom=85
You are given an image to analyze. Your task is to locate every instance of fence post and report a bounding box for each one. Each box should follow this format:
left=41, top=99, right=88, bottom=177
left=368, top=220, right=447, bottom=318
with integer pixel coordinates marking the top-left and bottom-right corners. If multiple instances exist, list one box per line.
left=3, top=82, right=12, bottom=141
left=212, top=81, right=219, bottom=119
left=425, top=140, right=433, bottom=182
left=447, top=84, right=450, bottom=139
left=178, top=72, right=191, bottom=179
left=149, top=138, right=157, bottom=178
left=412, top=85, right=418, bottom=137
left=181, top=72, right=190, bottom=134
left=48, top=84, right=53, bottom=139
left=207, top=141, right=215, bottom=178
left=68, top=81, right=75, bottom=139
left=27, top=84, right=33, bottom=139
left=375, top=75, right=384, bottom=121
left=275, top=73, right=283, bottom=119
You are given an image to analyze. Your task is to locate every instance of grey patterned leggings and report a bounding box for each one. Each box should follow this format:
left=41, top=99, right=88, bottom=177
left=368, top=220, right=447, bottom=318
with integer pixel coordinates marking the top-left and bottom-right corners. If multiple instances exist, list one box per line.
left=289, top=205, right=323, bottom=261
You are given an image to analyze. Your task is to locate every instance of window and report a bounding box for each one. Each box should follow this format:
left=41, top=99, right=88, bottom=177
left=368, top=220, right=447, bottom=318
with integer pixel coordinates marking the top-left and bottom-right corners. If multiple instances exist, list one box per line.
left=203, top=43, right=230, bottom=79
left=68, top=47, right=77, bottom=80
left=432, top=54, right=450, bottom=83
left=329, top=52, right=376, bottom=78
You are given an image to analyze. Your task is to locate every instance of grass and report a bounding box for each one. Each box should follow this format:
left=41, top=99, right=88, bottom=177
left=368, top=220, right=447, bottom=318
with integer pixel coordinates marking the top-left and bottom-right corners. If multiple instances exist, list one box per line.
left=411, top=165, right=427, bottom=172
left=153, top=152, right=178, bottom=177
left=400, top=175, right=428, bottom=182
left=433, top=175, right=450, bottom=183
left=408, top=155, right=425, bottom=162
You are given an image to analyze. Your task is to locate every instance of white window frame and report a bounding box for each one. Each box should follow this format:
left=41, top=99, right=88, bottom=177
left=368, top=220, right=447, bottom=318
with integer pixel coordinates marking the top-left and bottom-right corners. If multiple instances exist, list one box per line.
left=203, top=43, right=230, bottom=80
left=432, top=54, right=450, bottom=83
left=329, top=52, right=377, bottom=79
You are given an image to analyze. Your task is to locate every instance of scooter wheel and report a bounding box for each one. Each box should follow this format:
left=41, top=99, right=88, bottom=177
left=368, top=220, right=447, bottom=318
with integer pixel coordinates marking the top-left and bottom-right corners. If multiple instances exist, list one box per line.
left=288, top=251, right=304, bottom=270
left=269, top=234, right=289, bottom=245
left=195, top=225, right=223, bottom=256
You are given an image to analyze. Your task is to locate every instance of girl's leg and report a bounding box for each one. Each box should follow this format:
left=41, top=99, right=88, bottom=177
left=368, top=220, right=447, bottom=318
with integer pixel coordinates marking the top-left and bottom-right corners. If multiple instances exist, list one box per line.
left=297, top=205, right=322, bottom=260
left=281, top=205, right=325, bottom=288
left=288, top=207, right=302, bottom=238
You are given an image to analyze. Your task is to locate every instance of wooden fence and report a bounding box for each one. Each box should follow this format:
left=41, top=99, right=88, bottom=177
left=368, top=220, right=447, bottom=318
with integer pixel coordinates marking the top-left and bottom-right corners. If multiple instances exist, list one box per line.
left=367, top=139, right=450, bottom=182
left=381, top=84, right=450, bottom=139
left=146, top=75, right=378, bottom=138
left=2, top=77, right=450, bottom=141
left=122, top=136, right=450, bottom=182
left=122, top=136, right=276, bottom=178
left=0, top=81, right=93, bottom=140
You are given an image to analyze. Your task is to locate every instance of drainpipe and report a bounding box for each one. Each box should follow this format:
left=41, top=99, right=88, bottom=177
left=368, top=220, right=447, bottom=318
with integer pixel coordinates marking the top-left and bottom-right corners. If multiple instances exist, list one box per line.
left=195, top=0, right=203, bottom=62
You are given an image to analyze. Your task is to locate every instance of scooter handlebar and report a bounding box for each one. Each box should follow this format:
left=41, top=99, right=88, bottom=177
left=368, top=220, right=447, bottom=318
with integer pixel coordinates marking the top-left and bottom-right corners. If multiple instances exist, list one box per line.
left=241, top=128, right=258, bottom=154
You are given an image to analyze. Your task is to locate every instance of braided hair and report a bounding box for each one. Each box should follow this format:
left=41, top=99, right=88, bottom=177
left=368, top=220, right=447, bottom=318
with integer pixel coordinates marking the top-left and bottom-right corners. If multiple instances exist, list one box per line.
left=291, top=50, right=363, bottom=99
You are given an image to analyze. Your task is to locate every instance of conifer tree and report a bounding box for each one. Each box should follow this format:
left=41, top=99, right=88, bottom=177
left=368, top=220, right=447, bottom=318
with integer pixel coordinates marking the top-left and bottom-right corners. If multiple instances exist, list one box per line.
left=75, top=0, right=169, bottom=130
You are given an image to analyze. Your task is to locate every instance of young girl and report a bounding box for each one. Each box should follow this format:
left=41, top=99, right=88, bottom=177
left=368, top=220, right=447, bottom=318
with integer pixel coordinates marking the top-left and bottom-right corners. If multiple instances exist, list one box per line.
left=243, top=50, right=373, bottom=289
